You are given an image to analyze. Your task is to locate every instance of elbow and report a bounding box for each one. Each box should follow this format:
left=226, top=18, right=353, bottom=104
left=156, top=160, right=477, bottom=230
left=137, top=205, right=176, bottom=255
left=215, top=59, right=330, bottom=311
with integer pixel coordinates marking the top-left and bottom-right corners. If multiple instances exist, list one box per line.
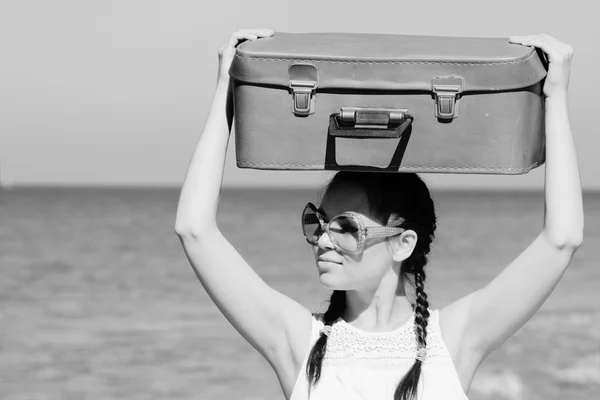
left=174, top=225, right=195, bottom=238
left=543, top=229, right=584, bottom=251
left=560, top=235, right=583, bottom=251
left=174, top=220, right=218, bottom=239
left=565, top=233, right=584, bottom=250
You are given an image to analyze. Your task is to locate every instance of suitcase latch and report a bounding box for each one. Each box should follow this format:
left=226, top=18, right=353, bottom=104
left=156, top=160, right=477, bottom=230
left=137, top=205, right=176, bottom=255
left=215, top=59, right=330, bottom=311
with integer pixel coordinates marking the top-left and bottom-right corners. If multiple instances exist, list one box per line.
left=432, top=76, right=464, bottom=120
left=290, top=81, right=316, bottom=116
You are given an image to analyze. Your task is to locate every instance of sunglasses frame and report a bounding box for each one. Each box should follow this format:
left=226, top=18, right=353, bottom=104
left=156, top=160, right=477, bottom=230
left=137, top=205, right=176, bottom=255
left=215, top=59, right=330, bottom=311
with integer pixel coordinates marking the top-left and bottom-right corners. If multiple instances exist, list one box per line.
left=302, top=202, right=405, bottom=254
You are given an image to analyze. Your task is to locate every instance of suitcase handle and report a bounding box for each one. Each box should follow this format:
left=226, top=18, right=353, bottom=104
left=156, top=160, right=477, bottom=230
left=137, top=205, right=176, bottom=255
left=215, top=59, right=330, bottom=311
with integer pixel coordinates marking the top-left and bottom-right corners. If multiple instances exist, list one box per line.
left=328, top=107, right=413, bottom=138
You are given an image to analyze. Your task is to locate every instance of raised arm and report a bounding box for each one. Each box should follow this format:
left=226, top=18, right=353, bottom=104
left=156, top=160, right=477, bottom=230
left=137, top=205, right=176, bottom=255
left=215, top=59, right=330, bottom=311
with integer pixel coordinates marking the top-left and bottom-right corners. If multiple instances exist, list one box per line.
left=442, top=34, right=584, bottom=359
left=174, top=29, right=311, bottom=366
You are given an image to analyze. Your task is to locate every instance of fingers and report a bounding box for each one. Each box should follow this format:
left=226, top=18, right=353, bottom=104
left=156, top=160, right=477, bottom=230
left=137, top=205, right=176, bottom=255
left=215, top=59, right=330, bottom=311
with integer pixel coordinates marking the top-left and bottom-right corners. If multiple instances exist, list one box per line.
left=239, top=28, right=275, bottom=37
left=509, top=34, right=572, bottom=53
left=228, top=31, right=258, bottom=46
left=219, top=28, right=274, bottom=54
left=509, top=34, right=573, bottom=63
left=227, top=29, right=275, bottom=46
left=509, top=33, right=567, bottom=48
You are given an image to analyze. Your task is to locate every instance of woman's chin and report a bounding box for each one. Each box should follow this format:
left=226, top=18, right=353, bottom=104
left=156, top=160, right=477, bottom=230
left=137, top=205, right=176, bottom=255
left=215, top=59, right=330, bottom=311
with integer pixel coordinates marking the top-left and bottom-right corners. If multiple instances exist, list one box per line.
left=317, top=273, right=342, bottom=289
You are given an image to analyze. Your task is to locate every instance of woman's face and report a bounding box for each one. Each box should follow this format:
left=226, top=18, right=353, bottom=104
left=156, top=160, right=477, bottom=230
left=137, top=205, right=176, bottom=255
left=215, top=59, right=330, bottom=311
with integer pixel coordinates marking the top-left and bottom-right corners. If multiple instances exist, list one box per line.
left=311, top=182, right=397, bottom=290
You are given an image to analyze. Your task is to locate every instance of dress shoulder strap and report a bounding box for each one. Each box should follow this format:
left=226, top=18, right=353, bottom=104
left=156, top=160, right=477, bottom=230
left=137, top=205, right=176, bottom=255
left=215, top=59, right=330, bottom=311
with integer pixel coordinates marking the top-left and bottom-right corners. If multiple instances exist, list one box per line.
left=289, top=313, right=325, bottom=400
left=310, top=312, right=326, bottom=341
left=298, top=313, right=326, bottom=370
left=425, top=308, right=447, bottom=338
left=428, top=308, right=440, bottom=329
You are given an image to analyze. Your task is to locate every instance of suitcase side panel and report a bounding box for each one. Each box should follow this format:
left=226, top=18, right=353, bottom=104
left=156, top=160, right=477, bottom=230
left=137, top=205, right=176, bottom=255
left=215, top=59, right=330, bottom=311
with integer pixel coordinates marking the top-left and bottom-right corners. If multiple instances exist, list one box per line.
left=233, top=82, right=545, bottom=174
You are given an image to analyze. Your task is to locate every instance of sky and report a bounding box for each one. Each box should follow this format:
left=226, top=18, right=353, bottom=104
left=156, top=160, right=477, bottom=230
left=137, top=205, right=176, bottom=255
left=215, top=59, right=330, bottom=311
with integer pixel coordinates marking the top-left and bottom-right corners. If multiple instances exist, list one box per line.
left=1, top=0, right=598, bottom=190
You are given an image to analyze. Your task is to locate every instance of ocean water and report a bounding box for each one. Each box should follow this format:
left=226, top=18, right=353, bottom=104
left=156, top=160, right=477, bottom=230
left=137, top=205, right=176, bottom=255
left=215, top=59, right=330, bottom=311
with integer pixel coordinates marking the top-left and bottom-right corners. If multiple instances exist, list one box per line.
left=0, top=187, right=598, bottom=400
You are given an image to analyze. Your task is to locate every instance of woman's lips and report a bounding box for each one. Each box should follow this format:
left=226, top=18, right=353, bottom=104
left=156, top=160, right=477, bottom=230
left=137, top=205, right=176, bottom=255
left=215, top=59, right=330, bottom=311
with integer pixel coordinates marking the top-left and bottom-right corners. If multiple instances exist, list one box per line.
left=317, top=253, right=343, bottom=270
left=318, top=256, right=342, bottom=263
left=317, top=260, right=342, bottom=269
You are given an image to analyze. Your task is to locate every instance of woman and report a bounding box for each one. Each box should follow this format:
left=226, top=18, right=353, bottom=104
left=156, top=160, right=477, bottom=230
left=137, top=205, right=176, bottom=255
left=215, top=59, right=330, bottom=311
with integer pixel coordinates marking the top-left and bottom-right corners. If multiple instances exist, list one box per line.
left=175, top=29, right=583, bottom=400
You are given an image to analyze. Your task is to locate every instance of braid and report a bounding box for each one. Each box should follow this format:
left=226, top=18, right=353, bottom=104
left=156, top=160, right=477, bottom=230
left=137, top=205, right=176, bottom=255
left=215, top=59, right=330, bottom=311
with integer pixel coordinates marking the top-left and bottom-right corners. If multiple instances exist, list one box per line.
left=394, top=249, right=431, bottom=400
left=306, top=290, right=346, bottom=386
left=413, top=266, right=430, bottom=349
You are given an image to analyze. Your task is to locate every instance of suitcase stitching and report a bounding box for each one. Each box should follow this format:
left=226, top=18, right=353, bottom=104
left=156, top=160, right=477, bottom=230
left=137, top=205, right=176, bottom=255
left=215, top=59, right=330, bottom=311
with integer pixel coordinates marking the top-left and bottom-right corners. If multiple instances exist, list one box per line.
left=236, top=161, right=540, bottom=171
left=234, top=51, right=536, bottom=66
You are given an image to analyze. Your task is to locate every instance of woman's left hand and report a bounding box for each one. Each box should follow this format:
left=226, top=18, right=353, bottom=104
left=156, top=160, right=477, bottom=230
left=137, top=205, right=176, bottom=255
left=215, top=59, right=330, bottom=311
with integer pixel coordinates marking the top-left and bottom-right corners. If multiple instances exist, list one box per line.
left=509, top=34, right=573, bottom=99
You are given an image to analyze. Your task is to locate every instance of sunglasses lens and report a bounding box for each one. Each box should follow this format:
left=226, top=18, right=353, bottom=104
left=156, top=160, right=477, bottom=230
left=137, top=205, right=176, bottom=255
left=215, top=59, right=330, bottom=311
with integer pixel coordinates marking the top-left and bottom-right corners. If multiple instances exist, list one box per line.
left=302, top=206, right=322, bottom=244
left=329, top=215, right=360, bottom=252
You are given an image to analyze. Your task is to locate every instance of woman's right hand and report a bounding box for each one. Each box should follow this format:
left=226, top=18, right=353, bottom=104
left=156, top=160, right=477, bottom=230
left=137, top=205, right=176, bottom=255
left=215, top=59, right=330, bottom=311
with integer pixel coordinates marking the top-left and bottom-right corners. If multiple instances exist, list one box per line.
left=217, top=28, right=274, bottom=85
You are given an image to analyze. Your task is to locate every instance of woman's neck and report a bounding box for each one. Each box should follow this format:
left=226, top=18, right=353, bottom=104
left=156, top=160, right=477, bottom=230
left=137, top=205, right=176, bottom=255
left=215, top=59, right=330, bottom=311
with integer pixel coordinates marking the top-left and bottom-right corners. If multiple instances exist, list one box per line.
left=341, top=283, right=414, bottom=332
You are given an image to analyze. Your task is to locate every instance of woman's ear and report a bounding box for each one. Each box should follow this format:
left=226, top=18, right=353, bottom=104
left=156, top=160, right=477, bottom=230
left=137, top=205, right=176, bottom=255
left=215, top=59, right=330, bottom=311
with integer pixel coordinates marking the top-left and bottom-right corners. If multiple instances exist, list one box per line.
left=390, top=230, right=418, bottom=262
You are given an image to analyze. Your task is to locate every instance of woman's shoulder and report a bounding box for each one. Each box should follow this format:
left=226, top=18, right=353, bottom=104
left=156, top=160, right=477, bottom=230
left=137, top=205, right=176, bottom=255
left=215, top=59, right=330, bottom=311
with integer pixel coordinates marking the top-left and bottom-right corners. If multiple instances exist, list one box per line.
left=310, top=312, right=327, bottom=329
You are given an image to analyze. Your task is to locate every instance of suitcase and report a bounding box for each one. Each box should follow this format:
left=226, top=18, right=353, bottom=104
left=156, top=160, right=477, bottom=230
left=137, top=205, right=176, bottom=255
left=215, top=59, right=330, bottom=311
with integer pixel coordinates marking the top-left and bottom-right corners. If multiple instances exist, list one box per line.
left=229, top=32, right=547, bottom=174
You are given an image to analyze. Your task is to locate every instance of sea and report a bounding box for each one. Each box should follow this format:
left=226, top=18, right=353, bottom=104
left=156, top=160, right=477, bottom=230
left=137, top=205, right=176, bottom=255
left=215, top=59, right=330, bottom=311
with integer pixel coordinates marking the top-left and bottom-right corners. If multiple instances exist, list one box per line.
left=0, top=187, right=598, bottom=400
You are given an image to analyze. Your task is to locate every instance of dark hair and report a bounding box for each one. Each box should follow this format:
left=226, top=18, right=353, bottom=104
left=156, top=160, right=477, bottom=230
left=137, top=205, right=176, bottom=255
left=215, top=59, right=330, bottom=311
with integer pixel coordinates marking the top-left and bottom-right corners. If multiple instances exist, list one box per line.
left=306, top=171, right=437, bottom=400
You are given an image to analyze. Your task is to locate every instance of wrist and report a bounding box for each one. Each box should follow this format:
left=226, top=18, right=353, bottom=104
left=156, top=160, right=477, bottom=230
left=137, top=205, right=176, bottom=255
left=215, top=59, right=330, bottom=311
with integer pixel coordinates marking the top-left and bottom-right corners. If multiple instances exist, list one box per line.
left=545, top=92, right=569, bottom=105
left=217, top=75, right=232, bottom=89
left=213, top=78, right=232, bottom=100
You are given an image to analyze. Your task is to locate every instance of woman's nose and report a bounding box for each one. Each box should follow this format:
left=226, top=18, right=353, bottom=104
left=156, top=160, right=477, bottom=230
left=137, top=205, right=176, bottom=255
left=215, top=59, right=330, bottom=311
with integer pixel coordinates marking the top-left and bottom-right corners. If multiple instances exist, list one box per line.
left=316, top=229, right=335, bottom=250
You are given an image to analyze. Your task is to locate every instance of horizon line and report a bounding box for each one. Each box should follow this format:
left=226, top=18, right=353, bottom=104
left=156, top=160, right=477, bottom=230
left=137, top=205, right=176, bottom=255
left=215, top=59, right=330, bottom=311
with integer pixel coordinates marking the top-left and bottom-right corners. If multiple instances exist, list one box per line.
left=2, top=183, right=599, bottom=194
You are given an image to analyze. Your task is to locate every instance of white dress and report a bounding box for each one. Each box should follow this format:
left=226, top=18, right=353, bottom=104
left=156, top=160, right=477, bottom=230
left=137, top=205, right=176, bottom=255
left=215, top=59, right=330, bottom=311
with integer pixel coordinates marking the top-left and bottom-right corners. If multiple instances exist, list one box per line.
left=289, top=308, right=469, bottom=400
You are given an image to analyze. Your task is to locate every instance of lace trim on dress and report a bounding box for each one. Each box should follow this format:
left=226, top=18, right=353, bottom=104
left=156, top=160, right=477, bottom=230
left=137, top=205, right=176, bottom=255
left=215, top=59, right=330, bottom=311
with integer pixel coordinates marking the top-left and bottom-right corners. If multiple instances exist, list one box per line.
left=320, top=311, right=456, bottom=370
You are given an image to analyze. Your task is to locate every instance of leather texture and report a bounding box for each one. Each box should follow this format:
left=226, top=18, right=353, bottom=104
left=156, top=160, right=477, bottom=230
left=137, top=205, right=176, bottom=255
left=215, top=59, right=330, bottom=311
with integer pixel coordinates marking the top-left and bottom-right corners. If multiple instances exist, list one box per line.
left=230, top=32, right=547, bottom=174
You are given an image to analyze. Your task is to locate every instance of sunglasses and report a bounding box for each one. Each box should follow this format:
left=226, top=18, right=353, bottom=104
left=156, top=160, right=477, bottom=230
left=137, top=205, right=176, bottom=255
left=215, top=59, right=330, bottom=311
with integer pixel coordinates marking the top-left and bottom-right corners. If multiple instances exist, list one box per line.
left=301, top=202, right=405, bottom=254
